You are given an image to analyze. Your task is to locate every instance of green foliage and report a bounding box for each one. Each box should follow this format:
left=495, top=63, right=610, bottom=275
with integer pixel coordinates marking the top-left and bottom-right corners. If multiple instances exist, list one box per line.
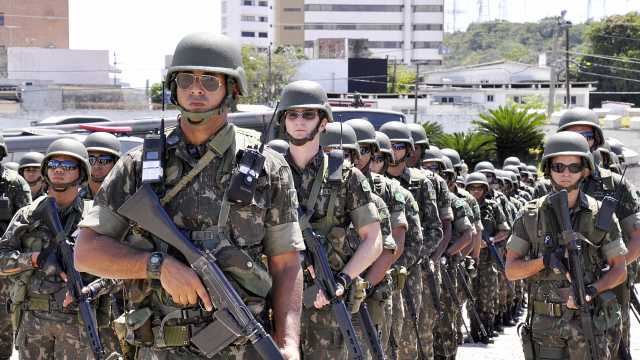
left=150, top=82, right=163, bottom=104
left=443, top=19, right=588, bottom=67
left=422, top=121, right=443, bottom=142
left=576, top=12, right=640, bottom=92
left=473, top=105, right=546, bottom=165
left=388, top=64, right=416, bottom=93
left=241, top=45, right=304, bottom=105
left=433, top=132, right=496, bottom=169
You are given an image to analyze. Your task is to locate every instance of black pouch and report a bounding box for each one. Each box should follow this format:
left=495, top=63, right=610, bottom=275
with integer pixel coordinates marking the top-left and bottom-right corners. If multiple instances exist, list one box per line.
left=124, top=307, right=154, bottom=346
left=518, top=322, right=535, bottom=360
left=0, top=195, right=11, bottom=221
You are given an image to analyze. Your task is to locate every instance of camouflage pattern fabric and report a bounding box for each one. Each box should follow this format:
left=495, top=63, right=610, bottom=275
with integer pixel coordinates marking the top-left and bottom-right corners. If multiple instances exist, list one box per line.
left=388, top=286, right=404, bottom=359
left=532, top=178, right=552, bottom=199
left=79, top=124, right=305, bottom=359
left=78, top=184, right=94, bottom=200
left=399, top=266, right=424, bottom=360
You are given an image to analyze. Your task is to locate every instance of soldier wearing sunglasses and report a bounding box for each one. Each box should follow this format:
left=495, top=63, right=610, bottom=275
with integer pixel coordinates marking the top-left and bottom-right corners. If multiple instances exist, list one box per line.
left=556, top=107, right=640, bottom=358
left=278, top=80, right=382, bottom=359
left=80, top=132, right=121, bottom=201
left=75, top=33, right=305, bottom=360
left=506, top=131, right=628, bottom=360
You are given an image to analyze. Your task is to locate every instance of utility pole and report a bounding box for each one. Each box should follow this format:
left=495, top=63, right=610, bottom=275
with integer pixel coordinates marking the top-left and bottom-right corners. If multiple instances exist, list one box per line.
left=547, top=12, right=565, bottom=119
left=267, top=44, right=272, bottom=105
left=113, top=52, right=118, bottom=86
left=564, top=20, right=572, bottom=108
left=414, top=63, right=420, bottom=123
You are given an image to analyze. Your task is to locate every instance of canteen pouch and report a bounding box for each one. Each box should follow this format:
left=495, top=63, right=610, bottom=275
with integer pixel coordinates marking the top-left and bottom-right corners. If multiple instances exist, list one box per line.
left=393, top=266, right=408, bottom=291
left=518, top=322, right=535, bottom=360
left=346, top=276, right=368, bottom=314
left=0, top=195, right=11, bottom=221
left=215, top=245, right=272, bottom=298
left=593, top=290, right=621, bottom=331
left=124, top=307, right=154, bottom=346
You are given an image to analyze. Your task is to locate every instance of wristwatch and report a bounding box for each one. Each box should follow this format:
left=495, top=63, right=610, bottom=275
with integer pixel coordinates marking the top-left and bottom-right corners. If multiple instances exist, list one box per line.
left=147, top=252, right=165, bottom=280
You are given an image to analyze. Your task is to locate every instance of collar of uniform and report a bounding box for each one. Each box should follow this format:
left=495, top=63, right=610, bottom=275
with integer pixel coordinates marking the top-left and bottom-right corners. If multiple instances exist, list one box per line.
left=205, top=123, right=235, bottom=157
left=285, top=147, right=324, bottom=176
left=576, top=191, right=590, bottom=211
left=400, top=167, right=412, bottom=183
left=60, top=195, right=83, bottom=215
left=169, top=122, right=235, bottom=164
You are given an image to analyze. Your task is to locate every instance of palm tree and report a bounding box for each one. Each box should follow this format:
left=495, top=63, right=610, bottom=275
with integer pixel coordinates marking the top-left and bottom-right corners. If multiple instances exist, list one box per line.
left=474, top=105, right=545, bottom=165
left=433, top=132, right=496, bottom=170
left=422, top=121, right=443, bottom=143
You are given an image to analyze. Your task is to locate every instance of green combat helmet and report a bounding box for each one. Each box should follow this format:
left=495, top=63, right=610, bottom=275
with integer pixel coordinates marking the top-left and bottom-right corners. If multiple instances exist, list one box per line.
left=474, top=161, right=496, bottom=174
left=541, top=131, right=594, bottom=175
left=165, top=32, right=247, bottom=124
left=526, top=165, right=538, bottom=177
left=407, top=123, right=430, bottom=149
left=84, top=132, right=121, bottom=158
left=266, top=139, right=289, bottom=155
left=503, top=156, right=521, bottom=167
left=375, top=131, right=395, bottom=163
left=441, top=148, right=462, bottom=170
left=422, top=147, right=445, bottom=171
left=503, top=164, right=521, bottom=180
left=344, top=118, right=378, bottom=148
left=465, top=172, right=490, bottom=190
left=277, top=80, right=333, bottom=145
left=0, top=134, right=7, bottom=160
left=4, top=162, right=18, bottom=172
left=379, top=121, right=415, bottom=164
left=320, top=122, right=360, bottom=156
left=41, top=138, right=91, bottom=191
left=557, top=107, right=603, bottom=149
left=18, top=152, right=45, bottom=176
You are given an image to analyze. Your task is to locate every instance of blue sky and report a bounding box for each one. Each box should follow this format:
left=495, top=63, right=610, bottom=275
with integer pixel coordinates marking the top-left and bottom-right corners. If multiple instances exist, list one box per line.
left=69, top=0, right=638, bottom=87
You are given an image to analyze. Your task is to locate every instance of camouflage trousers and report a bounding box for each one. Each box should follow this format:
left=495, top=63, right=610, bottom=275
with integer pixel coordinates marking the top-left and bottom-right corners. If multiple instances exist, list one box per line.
left=387, top=288, right=404, bottom=359
left=398, top=265, right=424, bottom=360
left=417, top=260, right=439, bottom=360
left=530, top=312, right=614, bottom=360
left=469, top=250, right=498, bottom=337
left=135, top=344, right=259, bottom=360
left=609, top=279, right=631, bottom=358
left=301, top=305, right=349, bottom=359
left=354, top=291, right=392, bottom=359
left=434, top=263, right=459, bottom=359
left=0, top=279, right=12, bottom=360
left=16, top=309, right=119, bottom=360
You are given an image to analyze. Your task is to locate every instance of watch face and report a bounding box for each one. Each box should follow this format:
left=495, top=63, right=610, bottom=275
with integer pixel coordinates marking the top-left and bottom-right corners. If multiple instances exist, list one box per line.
left=151, top=254, right=161, bottom=265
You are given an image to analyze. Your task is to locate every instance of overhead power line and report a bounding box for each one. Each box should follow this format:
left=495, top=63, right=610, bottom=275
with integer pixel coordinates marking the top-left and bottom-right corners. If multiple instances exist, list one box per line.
left=567, top=51, right=640, bottom=65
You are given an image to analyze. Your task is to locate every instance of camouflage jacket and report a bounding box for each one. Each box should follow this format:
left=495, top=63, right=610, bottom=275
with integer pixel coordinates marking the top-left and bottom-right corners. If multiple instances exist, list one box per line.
left=420, top=168, right=453, bottom=222
left=0, top=166, right=32, bottom=235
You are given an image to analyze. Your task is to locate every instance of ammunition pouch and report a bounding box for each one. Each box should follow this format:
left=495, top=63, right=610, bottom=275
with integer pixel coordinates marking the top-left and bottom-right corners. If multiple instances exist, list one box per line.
left=369, top=273, right=393, bottom=301
left=122, top=307, right=154, bottom=347
left=215, top=245, right=272, bottom=298
left=0, top=195, right=10, bottom=221
left=391, top=266, right=408, bottom=291
left=593, top=290, right=621, bottom=331
left=346, top=276, right=367, bottom=314
left=517, top=322, right=535, bottom=360
left=324, top=226, right=350, bottom=271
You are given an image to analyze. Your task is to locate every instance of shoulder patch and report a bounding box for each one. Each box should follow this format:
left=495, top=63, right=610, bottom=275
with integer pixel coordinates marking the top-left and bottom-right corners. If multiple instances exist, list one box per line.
left=361, top=178, right=371, bottom=192
left=394, top=191, right=405, bottom=203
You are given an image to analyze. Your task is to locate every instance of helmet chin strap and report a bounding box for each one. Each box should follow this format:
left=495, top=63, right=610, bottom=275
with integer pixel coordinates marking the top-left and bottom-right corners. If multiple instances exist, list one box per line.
left=550, top=178, right=583, bottom=192
left=45, top=172, right=83, bottom=193
left=91, top=175, right=106, bottom=183
left=177, top=77, right=236, bottom=126
left=287, top=121, right=322, bottom=146
left=26, top=178, right=43, bottom=187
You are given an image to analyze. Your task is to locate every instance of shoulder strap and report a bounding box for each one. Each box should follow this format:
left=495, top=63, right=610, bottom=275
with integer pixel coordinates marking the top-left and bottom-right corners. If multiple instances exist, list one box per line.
left=522, top=196, right=545, bottom=245
left=299, top=153, right=328, bottom=229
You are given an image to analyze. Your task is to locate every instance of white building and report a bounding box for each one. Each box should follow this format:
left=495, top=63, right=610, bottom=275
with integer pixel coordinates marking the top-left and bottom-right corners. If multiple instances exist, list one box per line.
left=221, top=0, right=274, bottom=52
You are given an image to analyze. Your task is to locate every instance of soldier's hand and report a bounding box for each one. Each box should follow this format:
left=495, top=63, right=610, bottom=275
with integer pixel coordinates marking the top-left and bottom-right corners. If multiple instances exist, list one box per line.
left=279, top=345, right=300, bottom=360
left=313, top=285, right=345, bottom=309
left=160, top=256, right=213, bottom=311
left=543, top=249, right=568, bottom=275
left=566, top=294, right=578, bottom=309
left=58, top=272, right=74, bottom=308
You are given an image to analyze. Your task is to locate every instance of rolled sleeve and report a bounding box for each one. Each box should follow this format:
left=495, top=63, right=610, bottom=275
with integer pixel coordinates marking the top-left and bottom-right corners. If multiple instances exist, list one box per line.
left=620, top=213, right=640, bottom=237
left=439, top=207, right=454, bottom=221
left=351, top=202, right=380, bottom=230
left=264, top=222, right=305, bottom=256
left=382, top=234, right=397, bottom=251
left=390, top=210, right=408, bottom=230
left=601, top=239, right=628, bottom=261
left=453, top=216, right=472, bottom=234
left=78, top=205, right=130, bottom=240
left=506, top=233, right=530, bottom=255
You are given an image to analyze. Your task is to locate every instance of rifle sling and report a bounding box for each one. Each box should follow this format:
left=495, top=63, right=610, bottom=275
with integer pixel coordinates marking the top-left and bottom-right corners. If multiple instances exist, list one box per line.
left=299, top=153, right=328, bottom=231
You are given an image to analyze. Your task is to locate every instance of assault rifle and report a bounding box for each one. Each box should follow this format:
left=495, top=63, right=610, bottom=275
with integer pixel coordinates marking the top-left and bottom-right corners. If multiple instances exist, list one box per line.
left=402, top=286, right=426, bottom=360
left=39, top=197, right=105, bottom=360
left=440, top=259, right=469, bottom=338
left=117, top=184, right=284, bottom=360
left=456, top=263, right=488, bottom=339
left=481, top=228, right=514, bottom=292
left=630, top=285, right=640, bottom=325
left=548, top=189, right=599, bottom=360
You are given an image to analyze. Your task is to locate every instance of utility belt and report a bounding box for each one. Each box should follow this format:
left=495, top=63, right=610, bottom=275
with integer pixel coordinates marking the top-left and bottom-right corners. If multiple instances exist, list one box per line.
left=532, top=301, right=574, bottom=318
left=17, top=294, right=79, bottom=314
left=367, top=272, right=394, bottom=301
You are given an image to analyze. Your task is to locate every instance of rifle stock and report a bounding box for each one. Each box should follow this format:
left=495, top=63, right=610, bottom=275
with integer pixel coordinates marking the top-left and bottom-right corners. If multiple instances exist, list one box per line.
left=117, top=184, right=283, bottom=360
left=39, top=197, right=105, bottom=360
left=456, top=263, right=488, bottom=338
left=548, top=190, right=599, bottom=360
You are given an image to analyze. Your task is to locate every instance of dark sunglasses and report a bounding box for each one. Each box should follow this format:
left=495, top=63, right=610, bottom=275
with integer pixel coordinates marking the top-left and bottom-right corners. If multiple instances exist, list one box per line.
left=285, top=110, right=318, bottom=121
left=372, top=155, right=386, bottom=163
left=391, top=143, right=407, bottom=151
left=47, top=159, right=79, bottom=171
left=578, top=131, right=594, bottom=141
left=89, top=154, right=116, bottom=166
left=424, top=164, right=440, bottom=172
left=359, top=146, right=371, bottom=156
left=550, top=162, right=585, bottom=174
left=175, top=73, right=221, bottom=92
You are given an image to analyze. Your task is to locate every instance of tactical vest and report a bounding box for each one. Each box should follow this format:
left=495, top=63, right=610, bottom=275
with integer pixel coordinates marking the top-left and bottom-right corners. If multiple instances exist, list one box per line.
left=0, top=168, right=14, bottom=226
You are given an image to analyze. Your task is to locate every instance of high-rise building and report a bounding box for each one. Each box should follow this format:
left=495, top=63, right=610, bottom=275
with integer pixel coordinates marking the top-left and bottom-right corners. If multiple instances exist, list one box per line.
left=0, top=0, right=69, bottom=48
left=221, top=0, right=444, bottom=65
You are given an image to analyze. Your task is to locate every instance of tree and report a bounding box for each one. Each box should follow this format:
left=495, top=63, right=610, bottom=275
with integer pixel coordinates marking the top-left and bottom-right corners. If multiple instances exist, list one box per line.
left=422, top=121, right=443, bottom=142
left=242, top=45, right=304, bottom=105
left=473, top=105, right=545, bottom=165
left=388, top=64, right=415, bottom=93
left=576, top=12, right=640, bottom=92
left=433, top=131, right=496, bottom=169
left=150, top=82, right=164, bottom=104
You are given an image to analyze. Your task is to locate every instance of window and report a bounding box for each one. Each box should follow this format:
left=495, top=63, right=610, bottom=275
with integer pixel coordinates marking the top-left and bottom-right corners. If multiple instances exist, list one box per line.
left=258, top=1, right=268, bottom=6
left=0, top=13, right=4, bottom=26
left=367, top=41, right=403, bottom=49
left=332, top=111, right=405, bottom=130
left=487, top=95, right=494, bottom=102
left=241, top=15, right=255, bottom=22
left=259, top=32, right=268, bottom=38
left=415, top=5, right=444, bottom=12
left=241, top=31, right=255, bottom=37
left=413, top=41, right=441, bottom=49
left=304, top=41, right=314, bottom=48
left=512, top=96, right=522, bottom=104
left=564, top=96, right=577, bottom=105
left=284, top=25, right=302, bottom=30
left=243, top=0, right=254, bottom=5
left=305, top=4, right=402, bottom=12
left=283, top=7, right=301, bottom=12
left=305, top=23, right=403, bottom=31
left=413, top=24, right=443, bottom=31
left=258, top=16, right=268, bottom=22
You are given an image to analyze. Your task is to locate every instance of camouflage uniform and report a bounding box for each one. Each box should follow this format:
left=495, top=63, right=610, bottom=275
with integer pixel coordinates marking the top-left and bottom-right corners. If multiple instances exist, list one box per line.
left=470, top=197, right=509, bottom=341
left=0, top=195, right=121, bottom=359
left=434, top=194, right=472, bottom=359
left=0, top=166, right=31, bottom=359
left=507, top=193, right=627, bottom=359
left=78, top=185, right=95, bottom=201
left=533, top=178, right=552, bottom=199
left=581, top=166, right=640, bottom=357
left=390, top=167, right=442, bottom=360
left=388, top=186, right=421, bottom=360
left=79, top=124, right=305, bottom=359
left=285, top=149, right=379, bottom=360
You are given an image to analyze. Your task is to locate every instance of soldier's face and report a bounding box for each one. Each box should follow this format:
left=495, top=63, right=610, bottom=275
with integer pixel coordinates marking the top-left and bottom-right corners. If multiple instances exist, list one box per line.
left=88, top=151, right=116, bottom=180
left=370, top=151, right=385, bottom=174
left=356, top=145, right=372, bottom=170
left=22, top=167, right=41, bottom=183
left=47, top=155, right=80, bottom=185
left=467, top=184, right=487, bottom=201
left=408, top=144, right=424, bottom=166
left=391, top=142, right=407, bottom=163
left=285, top=108, right=326, bottom=141
left=565, top=124, right=596, bottom=149
left=550, top=155, right=587, bottom=189
left=175, top=71, right=227, bottom=113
